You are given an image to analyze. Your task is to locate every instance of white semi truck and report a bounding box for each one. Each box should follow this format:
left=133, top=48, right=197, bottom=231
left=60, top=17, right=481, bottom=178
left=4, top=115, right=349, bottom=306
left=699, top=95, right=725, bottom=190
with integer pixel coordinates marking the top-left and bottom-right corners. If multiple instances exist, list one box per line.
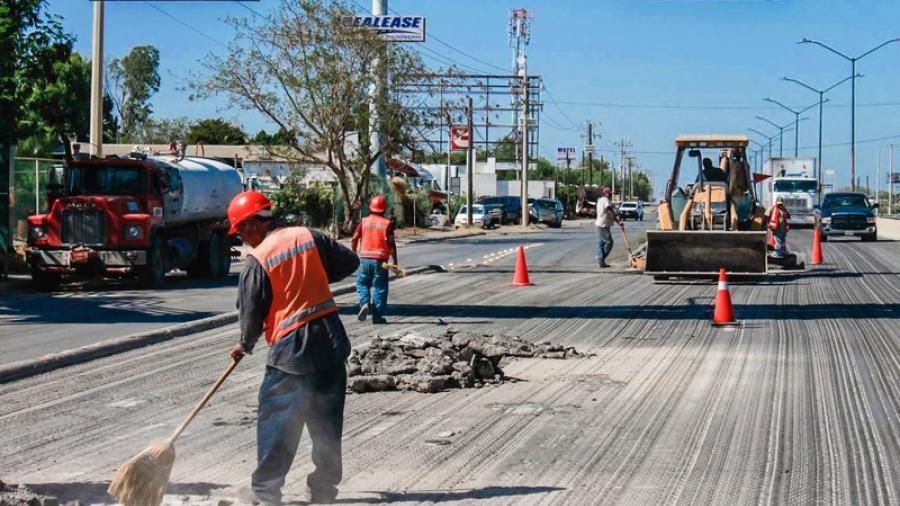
left=760, top=158, right=818, bottom=225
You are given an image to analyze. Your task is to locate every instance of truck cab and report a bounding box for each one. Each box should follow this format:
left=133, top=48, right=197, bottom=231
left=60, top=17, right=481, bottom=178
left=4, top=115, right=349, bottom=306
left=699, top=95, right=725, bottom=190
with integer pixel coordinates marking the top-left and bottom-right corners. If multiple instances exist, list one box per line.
left=27, top=154, right=241, bottom=290
left=815, top=192, right=878, bottom=242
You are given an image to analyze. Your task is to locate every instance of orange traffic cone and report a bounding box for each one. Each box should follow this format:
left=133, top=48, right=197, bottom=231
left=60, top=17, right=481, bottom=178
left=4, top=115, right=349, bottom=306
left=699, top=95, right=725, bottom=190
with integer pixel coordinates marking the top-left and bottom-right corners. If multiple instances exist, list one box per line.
left=510, top=246, right=534, bottom=286
left=811, top=225, right=824, bottom=265
left=712, top=268, right=738, bottom=326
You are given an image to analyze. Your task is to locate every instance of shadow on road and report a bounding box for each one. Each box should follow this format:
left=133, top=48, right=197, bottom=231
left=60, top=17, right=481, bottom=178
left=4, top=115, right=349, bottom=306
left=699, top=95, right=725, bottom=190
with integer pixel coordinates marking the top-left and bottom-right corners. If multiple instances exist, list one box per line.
left=23, top=481, right=227, bottom=504
left=338, top=302, right=900, bottom=321
left=0, top=274, right=240, bottom=325
left=333, top=485, right=565, bottom=504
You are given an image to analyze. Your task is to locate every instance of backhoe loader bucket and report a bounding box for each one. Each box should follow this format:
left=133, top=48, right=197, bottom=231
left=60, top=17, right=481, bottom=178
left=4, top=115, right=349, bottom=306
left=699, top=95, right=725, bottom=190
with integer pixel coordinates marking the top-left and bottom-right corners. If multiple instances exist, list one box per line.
left=645, top=230, right=767, bottom=278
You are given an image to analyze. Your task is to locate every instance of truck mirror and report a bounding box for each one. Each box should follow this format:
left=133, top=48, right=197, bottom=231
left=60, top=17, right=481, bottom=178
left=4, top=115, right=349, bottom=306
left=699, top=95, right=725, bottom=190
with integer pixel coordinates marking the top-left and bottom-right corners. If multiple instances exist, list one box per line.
left=871, top=202, right=880, bottom=209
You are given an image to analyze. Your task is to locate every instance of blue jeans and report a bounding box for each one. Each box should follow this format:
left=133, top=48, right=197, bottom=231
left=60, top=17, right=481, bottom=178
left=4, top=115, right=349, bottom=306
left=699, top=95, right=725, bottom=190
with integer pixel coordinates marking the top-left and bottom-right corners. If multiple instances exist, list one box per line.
left=596, top=227, right=614, bottom=264
left=773, top=231, right=788, bottom=257
left=356, top=258, right=389, bottom=317
left=252, top=365, right=346, bottom=503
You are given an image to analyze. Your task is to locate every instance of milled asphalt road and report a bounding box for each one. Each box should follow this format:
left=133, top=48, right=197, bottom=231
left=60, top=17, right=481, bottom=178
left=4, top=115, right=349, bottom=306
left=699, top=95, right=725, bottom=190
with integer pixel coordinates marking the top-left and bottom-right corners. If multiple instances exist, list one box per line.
left=0, top=217, right=654, bottom=365
left=1, top=223, right=897, bottom=505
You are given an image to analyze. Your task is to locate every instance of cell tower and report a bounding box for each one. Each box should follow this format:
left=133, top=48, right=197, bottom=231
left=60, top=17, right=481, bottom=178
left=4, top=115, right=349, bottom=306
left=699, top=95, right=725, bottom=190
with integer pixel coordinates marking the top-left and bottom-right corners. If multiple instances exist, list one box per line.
left=509, top=8, right=532, bottom=161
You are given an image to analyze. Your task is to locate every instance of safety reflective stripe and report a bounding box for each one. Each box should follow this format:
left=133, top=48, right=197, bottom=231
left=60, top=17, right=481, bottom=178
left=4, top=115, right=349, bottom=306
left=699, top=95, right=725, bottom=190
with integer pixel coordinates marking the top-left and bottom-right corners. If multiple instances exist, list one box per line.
left=718, top=281, right=728, bottom=290
left=360, top=248, right=387, bottom=256
left=278, top=299, right=337, bottom=330
left=363, top=222, right=388, bottom=230
left=265, top=239, right=316, bottom=270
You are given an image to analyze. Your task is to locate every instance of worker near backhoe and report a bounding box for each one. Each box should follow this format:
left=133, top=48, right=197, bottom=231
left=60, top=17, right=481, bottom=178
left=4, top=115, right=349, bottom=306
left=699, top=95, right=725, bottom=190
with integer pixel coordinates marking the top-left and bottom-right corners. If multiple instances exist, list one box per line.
left=352, top=195, right=398, bottom=324
left=701, top=157, right=727, bottom=183
left=769, top=196, right=791, bottom=257
left=227, top=191, right=359, bottom=505
left=595, top=186, right=620, bottom=268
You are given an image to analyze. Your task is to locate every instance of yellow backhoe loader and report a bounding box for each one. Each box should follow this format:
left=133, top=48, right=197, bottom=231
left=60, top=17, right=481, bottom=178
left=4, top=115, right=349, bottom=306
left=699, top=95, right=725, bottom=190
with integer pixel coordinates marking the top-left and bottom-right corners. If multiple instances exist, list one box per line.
left=646, top=135, right=768, bottom=279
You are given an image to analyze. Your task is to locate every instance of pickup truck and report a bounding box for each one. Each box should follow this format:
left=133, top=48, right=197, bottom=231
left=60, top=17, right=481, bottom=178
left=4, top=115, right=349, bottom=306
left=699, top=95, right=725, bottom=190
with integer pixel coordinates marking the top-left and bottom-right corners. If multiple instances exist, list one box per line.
left=815, top=192, right=878, bottom=242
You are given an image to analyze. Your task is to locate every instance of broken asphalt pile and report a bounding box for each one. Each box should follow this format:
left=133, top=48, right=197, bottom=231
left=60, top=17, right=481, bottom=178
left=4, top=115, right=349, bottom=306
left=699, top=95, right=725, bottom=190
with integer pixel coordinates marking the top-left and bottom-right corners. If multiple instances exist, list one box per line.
left=347, top=328, right=584, bottom=393
left=0, top=481, right=73, bottom=506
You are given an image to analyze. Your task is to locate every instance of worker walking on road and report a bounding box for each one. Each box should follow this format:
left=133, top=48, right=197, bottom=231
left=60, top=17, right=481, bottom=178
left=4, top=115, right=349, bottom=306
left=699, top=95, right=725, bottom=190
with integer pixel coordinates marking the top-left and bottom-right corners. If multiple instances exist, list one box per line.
left=227, top=191, right=359, bottom=505
left=769, top=196, right=792, bottom=258
left=595, top=186, right=621, bottom=268
left=352, top=195, right=398, bottom=324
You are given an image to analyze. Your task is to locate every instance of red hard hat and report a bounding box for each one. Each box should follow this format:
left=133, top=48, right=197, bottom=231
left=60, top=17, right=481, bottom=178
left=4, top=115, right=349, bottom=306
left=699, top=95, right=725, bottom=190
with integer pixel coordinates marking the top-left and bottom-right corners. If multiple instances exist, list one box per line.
left=369, top=195, right=387, bottom=213
left=228, top=191, right=272, bottom=235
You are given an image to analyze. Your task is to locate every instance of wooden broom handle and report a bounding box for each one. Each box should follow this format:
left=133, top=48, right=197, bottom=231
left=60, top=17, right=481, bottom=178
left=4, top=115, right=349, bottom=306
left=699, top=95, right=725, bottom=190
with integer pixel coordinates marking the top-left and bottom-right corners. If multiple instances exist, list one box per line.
left=169, top=356, right=242, bottom=443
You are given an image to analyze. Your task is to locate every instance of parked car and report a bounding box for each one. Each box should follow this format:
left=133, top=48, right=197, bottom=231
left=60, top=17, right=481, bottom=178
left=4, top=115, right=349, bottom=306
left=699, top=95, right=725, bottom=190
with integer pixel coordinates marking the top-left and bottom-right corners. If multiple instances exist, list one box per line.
left=617, top=201, right=644, bottom=221
left=454, top=204, right=501, bottom=229
left=529, top=198, right=564, bottom=228
left=478, top=196, right=523, bottom=224
left=815, top=192, right=878, bottom=242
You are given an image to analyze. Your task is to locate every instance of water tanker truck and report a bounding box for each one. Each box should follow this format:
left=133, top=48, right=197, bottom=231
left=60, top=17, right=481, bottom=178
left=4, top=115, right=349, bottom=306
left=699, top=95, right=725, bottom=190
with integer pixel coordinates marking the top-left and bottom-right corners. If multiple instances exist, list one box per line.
left=26, top=151, right=242, bottom=290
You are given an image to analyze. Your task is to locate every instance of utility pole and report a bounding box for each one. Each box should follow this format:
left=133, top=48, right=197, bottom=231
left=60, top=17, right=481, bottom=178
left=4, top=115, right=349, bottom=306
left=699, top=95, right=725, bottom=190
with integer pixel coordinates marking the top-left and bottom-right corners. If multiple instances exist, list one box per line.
left=370, top=0, right=388, bottom=178
left=520, top=74, right=529, bottom=228
left=884, top=144, right=895, bottom=213
left=466, top=96, right=474, bottom=227
left=584, top=122, right=596, bottom=187
left=599, top=155, right=605, bottom=189
left=565, top=154, right=572, bottom=214
left=89, top=0, right=104, bottom=156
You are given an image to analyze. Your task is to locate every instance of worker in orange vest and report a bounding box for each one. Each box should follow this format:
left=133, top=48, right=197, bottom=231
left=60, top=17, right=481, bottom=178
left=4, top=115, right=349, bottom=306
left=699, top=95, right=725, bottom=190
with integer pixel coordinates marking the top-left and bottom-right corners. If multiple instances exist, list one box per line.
left=351, top=195, right=398, bottom=324
left=227, top=191, right=359, bottom=505
left=769, top=195, right=791, bottom=258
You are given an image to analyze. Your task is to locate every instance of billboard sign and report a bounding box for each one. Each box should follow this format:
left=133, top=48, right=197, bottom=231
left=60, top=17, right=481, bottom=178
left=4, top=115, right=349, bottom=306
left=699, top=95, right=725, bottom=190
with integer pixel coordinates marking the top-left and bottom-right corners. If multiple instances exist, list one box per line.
left=557, top=147, right=576, bottom=160
left=450, top=126, right=470, bottom=151
left=350, top=15, right=426, bottom=42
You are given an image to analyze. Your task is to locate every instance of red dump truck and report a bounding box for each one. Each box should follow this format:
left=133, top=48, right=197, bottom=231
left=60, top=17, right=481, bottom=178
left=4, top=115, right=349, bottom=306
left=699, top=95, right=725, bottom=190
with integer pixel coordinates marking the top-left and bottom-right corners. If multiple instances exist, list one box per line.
left=26, top=151, right=242, bottom=290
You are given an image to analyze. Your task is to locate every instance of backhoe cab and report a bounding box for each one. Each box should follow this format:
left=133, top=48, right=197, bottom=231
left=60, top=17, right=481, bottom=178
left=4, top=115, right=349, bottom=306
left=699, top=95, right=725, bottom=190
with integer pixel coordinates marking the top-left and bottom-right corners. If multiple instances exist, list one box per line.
left=646, top=135, right=768, bottom=279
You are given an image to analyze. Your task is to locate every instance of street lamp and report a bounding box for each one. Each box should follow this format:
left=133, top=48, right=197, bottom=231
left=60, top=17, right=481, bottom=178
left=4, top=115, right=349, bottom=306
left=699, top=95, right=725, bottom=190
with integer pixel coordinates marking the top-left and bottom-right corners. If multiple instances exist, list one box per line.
left=799, top=37, right=900, bottom=190
left=748, top=128, right=777, bottom=161
left=754, top=116, right=795, bottom=157
left=763, top=97, right=823, bottom=157
left=782, top=74, right=860, bottom=185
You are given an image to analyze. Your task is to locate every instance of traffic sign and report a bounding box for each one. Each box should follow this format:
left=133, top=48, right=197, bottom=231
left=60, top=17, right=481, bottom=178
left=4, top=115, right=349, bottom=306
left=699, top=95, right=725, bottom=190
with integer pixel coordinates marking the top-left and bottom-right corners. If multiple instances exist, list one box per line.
left=450, top=177, right=461, bottom=194
left=585, top=144, right=595, bottom=153
left=557, top=147, right=576, bottom=160
left=450, top=126, right=470, bottom=151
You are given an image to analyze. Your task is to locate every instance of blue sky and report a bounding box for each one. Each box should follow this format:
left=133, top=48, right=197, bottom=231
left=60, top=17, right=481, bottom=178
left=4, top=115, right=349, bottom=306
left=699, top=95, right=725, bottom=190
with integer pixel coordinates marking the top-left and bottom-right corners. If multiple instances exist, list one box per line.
left=50, top=1, right=900, bottom=192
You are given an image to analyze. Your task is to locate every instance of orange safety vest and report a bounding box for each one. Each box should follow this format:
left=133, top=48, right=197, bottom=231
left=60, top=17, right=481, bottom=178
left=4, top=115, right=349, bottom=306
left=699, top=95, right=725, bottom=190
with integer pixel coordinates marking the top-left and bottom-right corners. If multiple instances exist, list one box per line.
left=249, top=227, right=337, bottom=346
left=769, top=205, right=790, bottom=234
left=359, top=214, right=391, bottom=261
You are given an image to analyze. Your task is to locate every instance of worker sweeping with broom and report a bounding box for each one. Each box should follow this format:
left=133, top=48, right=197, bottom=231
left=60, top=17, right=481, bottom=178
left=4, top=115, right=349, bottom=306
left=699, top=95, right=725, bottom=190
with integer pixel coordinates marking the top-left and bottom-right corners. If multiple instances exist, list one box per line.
left=109, top=191, right=359, bottom=506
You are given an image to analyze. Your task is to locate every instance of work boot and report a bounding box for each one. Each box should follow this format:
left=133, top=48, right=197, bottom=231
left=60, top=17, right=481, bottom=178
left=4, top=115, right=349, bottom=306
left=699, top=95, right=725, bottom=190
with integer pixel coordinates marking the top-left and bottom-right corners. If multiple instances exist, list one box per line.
left=599, top=262, right=611, bottom=268
left=372, top=316, right=387, bottom=324
left=357, top=304, right=369, bottom=321
left=237, top=487, right=281, bottom=506
left=307, top=485, right=337, bottom=504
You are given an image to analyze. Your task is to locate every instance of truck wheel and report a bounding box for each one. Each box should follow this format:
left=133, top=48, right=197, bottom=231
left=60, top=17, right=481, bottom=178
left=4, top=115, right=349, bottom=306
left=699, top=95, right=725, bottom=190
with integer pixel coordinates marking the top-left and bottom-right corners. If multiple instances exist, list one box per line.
left=214, top=231, right=232, bottom=277
left=139, top=236, right=167, bottom=288
left=31, top=268, right=60, bottom=292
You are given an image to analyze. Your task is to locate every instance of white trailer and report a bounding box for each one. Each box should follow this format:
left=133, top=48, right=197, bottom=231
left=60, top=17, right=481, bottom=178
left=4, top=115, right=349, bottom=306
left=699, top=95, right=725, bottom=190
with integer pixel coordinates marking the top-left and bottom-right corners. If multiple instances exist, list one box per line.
left=761, top=158, right=818, bottom=225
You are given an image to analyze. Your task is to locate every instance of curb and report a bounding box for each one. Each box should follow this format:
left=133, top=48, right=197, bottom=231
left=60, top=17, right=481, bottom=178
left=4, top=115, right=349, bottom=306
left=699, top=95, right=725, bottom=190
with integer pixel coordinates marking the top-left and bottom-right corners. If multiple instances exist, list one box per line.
left=0, top=265, right=444, bottom=384
left=399, top=230, right=486, bottom=245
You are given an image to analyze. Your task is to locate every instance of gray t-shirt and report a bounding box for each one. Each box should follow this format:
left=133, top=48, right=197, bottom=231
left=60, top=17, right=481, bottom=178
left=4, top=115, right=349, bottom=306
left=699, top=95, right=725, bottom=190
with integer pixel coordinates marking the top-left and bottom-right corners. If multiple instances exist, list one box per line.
left=595, top=196, right=614, bottom=229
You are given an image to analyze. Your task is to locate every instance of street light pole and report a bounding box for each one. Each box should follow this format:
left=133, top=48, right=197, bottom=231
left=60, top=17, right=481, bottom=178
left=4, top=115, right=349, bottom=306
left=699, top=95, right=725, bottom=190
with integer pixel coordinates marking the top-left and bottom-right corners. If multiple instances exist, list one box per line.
left=749, top=128, right=776, bottom=167
left=799, top=38, right=900, bottom=190
left=763, top=98, right=821, bottom=157
left=782, top=74, right=860, bottom=189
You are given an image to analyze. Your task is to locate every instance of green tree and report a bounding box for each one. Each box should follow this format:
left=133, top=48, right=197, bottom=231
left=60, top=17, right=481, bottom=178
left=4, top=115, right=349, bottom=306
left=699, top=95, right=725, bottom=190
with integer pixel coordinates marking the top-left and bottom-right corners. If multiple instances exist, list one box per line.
left=1, top=0, right=73, bottom=249
left=251, top=128, right=296, bottom=145
left=107, top=45, right=160, bottom=139
left=129, top=116, right=191, bottom=144
left=192, top=0, right=434, bottom=233
left=187, top=118, right=247, bottom=145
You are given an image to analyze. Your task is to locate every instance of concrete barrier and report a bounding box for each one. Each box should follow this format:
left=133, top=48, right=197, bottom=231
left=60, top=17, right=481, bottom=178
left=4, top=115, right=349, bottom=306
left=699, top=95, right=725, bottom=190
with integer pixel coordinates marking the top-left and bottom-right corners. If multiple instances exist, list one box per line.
left=876, top=217, right=900, bottom=240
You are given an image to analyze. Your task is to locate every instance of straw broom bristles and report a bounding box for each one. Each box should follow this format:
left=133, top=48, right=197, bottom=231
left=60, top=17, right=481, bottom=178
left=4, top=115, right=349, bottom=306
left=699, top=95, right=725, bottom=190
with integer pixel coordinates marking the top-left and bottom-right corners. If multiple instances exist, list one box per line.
left=108, top=439, right=176, bottom=506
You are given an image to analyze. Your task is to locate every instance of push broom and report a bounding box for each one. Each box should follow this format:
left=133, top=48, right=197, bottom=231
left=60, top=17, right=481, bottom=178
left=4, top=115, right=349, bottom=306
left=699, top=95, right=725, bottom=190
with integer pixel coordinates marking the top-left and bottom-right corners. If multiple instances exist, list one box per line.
left=108, top=356, right=242, bottom=506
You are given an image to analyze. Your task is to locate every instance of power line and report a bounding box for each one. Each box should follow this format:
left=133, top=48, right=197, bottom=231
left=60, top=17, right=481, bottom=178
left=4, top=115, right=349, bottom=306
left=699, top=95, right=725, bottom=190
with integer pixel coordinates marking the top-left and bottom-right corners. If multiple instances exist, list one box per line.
left=143, top=1, right=228, bottom=49
left=552, top=99, right=900, bottom=111
left=542, top=85, right=580, bottom=130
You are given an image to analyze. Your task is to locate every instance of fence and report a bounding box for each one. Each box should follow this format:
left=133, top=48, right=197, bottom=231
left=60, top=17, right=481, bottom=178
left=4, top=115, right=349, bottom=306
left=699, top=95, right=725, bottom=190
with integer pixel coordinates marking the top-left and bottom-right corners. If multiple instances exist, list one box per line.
left=11, top=157, right=58, bottom=241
